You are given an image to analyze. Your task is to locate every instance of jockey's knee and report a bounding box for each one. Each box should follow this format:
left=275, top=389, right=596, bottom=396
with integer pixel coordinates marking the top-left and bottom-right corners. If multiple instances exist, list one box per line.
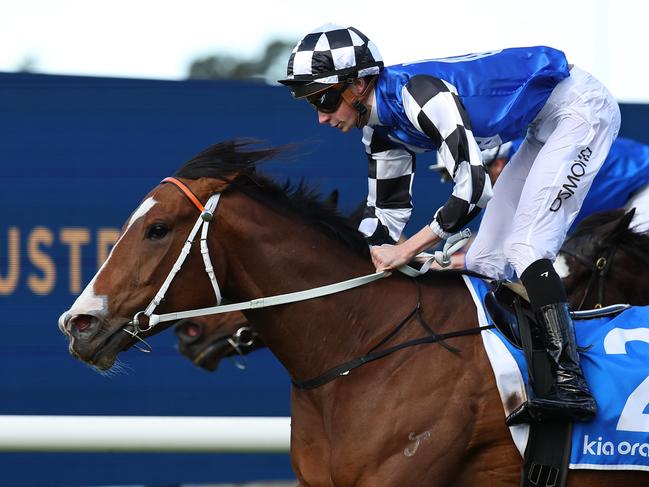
left=465, top=248, right=508, bottom=281
left=503, top=238, right=547, bottom=280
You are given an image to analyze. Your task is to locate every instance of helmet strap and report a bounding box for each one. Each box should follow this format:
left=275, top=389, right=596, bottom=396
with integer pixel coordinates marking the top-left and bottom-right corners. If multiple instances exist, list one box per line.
left=341, top=76, right=377, bottom=128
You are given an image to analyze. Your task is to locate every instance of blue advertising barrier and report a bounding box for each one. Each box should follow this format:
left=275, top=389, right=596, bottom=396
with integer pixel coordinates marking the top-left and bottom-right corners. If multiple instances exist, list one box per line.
left=0, top=72, right=446, bottom=487
left=0, top=71, right=647, bottom=486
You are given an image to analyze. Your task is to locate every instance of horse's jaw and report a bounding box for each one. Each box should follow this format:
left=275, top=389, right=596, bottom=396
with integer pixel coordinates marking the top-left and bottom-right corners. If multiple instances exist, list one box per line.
left=176, top=332, right=231, bottom=372
left=59, top=309, right=139, bottom=371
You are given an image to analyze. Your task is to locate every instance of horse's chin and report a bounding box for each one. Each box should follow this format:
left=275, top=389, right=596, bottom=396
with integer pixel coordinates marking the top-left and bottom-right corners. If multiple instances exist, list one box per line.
left=78, top=324, right=135, bottom=371
left=184, top=338, right=233, bottom=372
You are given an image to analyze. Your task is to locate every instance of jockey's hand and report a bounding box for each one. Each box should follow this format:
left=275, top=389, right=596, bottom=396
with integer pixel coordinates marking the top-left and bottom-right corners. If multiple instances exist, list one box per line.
left=370, top=244, right=412, bottom=271
left=433, top=229, right=472, bottom=268
left=370, top=226, right=443, bottom=272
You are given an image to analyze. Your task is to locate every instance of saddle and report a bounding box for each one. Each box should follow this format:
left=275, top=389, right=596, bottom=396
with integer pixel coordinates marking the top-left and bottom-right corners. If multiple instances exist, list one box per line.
left=484, top=281, right=630, bottom=351
left=483, top=281, right=630, bottom=487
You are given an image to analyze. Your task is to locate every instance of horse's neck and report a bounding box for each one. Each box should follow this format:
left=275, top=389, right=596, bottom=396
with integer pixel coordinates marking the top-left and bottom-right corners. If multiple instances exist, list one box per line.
left=215, top=194, right=477, bottom=382
left=217, top=215, right=384, bottom=377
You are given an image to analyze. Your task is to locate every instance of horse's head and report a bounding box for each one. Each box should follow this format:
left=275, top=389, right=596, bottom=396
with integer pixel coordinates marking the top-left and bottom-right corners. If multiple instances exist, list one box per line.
left=58, top=177, right=224, bottom=369
left=174, top=312, right=263, bottom=371
left=58, top=140, right=282, bottom=370
left=558, top=208, right=645, bottom=309
left=172, top=186, right=343, bottom=372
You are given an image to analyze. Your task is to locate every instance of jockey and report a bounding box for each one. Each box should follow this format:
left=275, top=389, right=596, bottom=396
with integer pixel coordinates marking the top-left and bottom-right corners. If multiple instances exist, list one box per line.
left=480, top=137, right=649, bottom=233
left=278, top=23, right=620, bottom=423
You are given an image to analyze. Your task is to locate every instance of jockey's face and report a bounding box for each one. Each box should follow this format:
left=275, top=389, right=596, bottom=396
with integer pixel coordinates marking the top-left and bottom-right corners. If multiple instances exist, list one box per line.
left=315, top=79, right=368, bottom=133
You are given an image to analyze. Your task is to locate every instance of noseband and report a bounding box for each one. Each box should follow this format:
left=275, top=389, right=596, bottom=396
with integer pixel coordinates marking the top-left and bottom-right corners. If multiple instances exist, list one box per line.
left=190, top=324, right=259, bottom=371
left=560, top=245, right=616, bottom=310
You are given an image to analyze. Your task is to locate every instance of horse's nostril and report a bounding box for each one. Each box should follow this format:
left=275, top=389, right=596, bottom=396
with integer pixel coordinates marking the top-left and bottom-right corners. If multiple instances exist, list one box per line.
left=69, top=314, right=100, bottom=338
left=185, top=323, right=201, bottom=337
left=75, top=316, right=92, bottom=332
left=175, top=320, right=203, bottom=342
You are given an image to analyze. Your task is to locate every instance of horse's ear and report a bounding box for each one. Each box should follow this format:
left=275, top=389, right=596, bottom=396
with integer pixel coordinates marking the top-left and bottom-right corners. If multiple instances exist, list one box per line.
left=604, top=208, right=636, bottom=244
left=325, top=189, right=339, bottom=208
left=206, top=173, right=241, bottom=194
left=613, top=208, right=636, bottom=233
left=622, top=207, right=637, bottom=228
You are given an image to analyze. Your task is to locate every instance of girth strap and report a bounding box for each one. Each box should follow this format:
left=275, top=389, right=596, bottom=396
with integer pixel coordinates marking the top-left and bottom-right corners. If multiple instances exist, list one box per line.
left=292, top=324, right=493, bottom=389
left=292, top=282, right=492, bottom=390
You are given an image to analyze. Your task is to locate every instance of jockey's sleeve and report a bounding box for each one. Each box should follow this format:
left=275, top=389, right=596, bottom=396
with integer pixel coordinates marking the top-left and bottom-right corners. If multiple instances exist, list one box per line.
left=402, top=75, right=493, bottom=238
left=358, top=126, right=414, bottom=245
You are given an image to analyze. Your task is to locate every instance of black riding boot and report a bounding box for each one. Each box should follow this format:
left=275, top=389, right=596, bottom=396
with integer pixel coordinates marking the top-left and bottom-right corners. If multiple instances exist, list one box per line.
left=527, top=301, right=597, bottom=422
left=518, top=259, right=597, bottom=423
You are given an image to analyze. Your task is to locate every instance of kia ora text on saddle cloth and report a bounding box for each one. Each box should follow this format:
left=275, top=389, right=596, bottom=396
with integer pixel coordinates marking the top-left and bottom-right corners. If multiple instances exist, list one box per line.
left=464, top=275, right=649, bottom=471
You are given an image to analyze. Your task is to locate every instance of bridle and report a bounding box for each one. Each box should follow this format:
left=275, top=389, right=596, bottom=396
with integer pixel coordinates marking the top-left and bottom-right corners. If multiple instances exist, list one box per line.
left=119, top=176, right=223, bottom=351
left=120, top=176, right=487, bottom=389
left=559, top=243, right=617, bottom=310
left=225, top=325, right=258, bottom=369
left=560, top=233, right=649, bottom=310
left=121, top=176, right=389, bottom=346
left=190, top=324, right=259, bottom=371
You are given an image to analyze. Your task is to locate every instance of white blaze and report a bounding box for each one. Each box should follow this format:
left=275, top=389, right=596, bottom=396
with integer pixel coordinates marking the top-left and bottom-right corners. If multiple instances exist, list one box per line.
left=553, top=254, right=571, bottom=279
left=67, top=197, right=158, bottom=317
left=126, top=197, right=157, bottom=231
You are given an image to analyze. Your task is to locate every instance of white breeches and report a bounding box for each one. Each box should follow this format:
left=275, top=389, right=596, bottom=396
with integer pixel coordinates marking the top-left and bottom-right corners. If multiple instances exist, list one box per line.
left=466, top=67, right=621, bottom=280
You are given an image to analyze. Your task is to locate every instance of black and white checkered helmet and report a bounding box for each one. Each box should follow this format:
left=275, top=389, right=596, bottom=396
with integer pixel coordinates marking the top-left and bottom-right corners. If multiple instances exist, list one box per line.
left=278, top=23, right=383, bottom=98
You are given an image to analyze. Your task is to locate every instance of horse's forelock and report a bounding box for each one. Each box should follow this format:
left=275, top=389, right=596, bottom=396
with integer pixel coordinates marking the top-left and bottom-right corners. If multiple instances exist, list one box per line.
left=569, top=208, right=649, bottom=258
left=570, top=209, right=628, bottom=239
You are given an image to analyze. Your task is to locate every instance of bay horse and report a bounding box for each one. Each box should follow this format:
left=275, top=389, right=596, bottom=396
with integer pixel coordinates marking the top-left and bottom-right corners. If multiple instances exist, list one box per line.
left=175, top=192, right=363, bottom=371
left=178, top=209, right=649, bottom=372
left=58, top=141, right=647, bottom=486
left=557, top=208, right=649, bottom=309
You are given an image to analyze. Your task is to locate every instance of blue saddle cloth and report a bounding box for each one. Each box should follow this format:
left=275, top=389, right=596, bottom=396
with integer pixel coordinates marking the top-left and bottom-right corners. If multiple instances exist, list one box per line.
left=464, top=275, right=649, bottom=471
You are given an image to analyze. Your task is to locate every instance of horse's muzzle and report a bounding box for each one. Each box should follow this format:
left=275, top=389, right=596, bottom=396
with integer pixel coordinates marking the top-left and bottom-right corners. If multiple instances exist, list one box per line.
left=58, top=311, right=70, bottom=335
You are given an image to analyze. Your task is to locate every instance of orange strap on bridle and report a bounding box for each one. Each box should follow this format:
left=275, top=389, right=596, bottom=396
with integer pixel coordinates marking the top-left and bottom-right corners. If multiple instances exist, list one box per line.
left=161, top=177, right=205, bottom=213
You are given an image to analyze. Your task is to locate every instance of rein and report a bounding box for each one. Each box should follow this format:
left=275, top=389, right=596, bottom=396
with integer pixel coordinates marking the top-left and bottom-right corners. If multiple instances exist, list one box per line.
left=124, top=177, right=388, bottom=338
left=126, top=177, right=489, bottom=389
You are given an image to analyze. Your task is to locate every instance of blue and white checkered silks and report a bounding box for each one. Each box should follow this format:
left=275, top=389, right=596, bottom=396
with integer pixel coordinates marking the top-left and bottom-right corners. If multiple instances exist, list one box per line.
left=463, top=275, right=649, bottom=472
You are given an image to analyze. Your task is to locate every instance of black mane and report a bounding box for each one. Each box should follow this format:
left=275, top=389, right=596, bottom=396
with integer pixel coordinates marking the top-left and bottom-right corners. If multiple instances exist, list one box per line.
left=174, top=140, right=370, bottom=257
left=174, top=139, right=283, bottom=180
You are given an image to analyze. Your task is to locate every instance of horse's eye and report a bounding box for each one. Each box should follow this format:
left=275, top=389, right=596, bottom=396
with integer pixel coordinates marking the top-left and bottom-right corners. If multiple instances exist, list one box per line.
left=146, top=223, right=169, bottom=240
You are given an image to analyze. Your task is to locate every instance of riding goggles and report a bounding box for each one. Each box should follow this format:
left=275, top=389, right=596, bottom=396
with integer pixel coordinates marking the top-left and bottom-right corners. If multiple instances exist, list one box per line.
left=307, top=84, right=349, bottom=113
